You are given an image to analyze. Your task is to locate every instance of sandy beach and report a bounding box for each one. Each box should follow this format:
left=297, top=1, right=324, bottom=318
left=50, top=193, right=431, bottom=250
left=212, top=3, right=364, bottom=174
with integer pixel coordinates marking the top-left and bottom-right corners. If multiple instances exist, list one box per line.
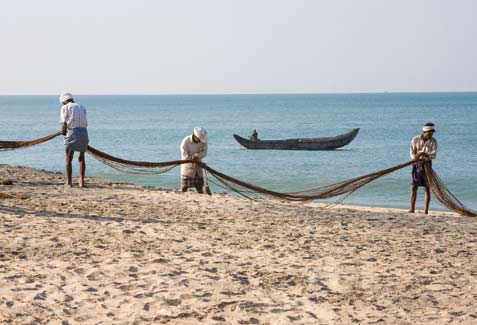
left=1, top=164, right=476, bottom=324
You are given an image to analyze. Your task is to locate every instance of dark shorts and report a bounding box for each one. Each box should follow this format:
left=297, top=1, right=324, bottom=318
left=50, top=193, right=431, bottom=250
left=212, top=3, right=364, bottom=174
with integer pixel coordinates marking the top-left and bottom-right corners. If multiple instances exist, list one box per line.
left=181, top=175, right=204, bottom=189
left=411, top=161, right=431, bottom=187
left=64, top=127, right=89, bottom=152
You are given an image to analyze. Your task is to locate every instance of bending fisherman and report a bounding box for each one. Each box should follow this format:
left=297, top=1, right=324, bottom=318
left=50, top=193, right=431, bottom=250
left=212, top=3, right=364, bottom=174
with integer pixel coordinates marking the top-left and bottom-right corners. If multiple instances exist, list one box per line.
left=59, top=93, right=89, bottom=187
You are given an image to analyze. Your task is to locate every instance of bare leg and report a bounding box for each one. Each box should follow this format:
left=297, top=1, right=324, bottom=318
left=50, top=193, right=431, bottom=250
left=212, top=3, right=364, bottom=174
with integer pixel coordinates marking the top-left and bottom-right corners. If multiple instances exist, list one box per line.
left=195, top=185, right=204, bottom=194
left=424, top=186, right=431, bottom=214
left=78, top=152, right=86, bottom=187
left=65, top=148, right=74, bottom=186
left=408, top=185, right=417, bottom=213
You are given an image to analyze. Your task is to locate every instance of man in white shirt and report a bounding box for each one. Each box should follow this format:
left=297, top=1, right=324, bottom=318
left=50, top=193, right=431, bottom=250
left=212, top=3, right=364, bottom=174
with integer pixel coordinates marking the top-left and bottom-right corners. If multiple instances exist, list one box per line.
left=409, top=122, right=437, bottom=214
left=180, top=127, right=208, bottom=193
left=59, top=93, right=89, bottom=187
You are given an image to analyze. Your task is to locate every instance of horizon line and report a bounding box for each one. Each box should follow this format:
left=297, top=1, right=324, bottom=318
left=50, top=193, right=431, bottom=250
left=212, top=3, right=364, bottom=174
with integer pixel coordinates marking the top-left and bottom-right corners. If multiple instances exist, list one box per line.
left=0, top=90, right=476, bottom=96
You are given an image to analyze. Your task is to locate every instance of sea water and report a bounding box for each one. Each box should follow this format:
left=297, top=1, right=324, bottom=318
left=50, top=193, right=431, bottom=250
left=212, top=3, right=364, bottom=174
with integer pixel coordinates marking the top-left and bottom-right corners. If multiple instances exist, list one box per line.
left=1, top=93, right=476, bottom=210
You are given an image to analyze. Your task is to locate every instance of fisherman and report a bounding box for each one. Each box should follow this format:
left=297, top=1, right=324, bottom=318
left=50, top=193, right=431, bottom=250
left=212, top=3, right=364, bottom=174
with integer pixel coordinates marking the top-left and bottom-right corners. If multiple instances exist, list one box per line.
left=250, top=128, right=258, bottom=141
left=59, top=93, right=89, bottom=187
left=180, top=127, right=208, bottom=193
left=409, top=122, right=437, bottom=214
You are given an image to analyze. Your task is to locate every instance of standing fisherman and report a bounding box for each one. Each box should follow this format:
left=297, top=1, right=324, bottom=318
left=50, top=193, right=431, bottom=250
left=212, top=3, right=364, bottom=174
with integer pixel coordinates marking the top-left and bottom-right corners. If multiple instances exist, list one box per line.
left=409, top=122, right=437, bottom=214
left=180, top=127, right=208, bottom=193
left=59, top=93, right=89, bottom=187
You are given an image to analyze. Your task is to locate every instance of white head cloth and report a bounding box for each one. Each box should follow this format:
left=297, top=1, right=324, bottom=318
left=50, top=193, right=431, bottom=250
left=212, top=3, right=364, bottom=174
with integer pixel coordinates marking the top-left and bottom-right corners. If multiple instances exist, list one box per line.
left=59, top=93, right=74, bottom=104
left=422, top=125, right=435, bottom=132
left=193, top=127, right=208, bottom=143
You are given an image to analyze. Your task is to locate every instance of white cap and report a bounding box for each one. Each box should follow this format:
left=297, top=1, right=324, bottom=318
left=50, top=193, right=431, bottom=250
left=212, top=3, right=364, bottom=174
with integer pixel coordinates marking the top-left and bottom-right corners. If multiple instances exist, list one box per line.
left=422, top=125, right=436, bottom=132
left=59, top=93, right=74, bottom=104
left=193, top=127, right=208, bottom=143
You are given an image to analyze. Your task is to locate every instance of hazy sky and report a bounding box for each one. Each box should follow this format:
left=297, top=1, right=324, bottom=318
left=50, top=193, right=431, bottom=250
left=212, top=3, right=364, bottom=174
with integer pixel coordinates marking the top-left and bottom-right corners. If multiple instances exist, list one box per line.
left=1, top=0, right=476, bottom=94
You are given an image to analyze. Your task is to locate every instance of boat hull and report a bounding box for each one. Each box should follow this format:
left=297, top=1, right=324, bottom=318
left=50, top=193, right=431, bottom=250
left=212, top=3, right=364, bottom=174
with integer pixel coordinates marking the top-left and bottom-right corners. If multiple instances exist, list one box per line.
left=233, top=128, right=360, bottom=150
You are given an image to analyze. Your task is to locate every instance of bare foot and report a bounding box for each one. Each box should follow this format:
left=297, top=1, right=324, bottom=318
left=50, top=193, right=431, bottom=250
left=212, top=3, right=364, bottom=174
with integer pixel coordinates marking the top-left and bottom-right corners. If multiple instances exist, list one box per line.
left=407, top=209, right=415, bottom=213
left=64, top=183, right=73, bottom=188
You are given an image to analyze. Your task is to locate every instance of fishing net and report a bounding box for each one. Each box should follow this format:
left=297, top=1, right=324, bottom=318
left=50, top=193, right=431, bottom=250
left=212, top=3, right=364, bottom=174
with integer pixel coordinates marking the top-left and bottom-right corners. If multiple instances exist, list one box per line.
left=86, top=146, right=477, bottom=216
left=0, top=131, right=62, bottom=151
left=424, top=162, right=477, bottom=217
left=1, top=132, right=476, bottom=217
left=86, top=145, right=190, bottom=174
left=0, top=192, right=29, bottom=200
left=202, top=160, right=415, bottom=202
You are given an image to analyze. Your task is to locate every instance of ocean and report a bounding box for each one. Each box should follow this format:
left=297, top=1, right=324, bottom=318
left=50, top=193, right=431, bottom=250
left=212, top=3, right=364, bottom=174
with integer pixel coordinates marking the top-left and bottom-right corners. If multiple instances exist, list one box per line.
left=1, top=93, right=476, bottom=210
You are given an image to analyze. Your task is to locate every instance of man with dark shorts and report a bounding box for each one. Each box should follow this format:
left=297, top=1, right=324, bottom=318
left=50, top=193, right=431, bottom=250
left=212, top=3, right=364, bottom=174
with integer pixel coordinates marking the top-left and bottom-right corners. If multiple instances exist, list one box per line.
left=409, top=122, right=437, bottom=214
left=59, top=93, right=89, bottom=187
left=180, top=127, right=208, bottom=193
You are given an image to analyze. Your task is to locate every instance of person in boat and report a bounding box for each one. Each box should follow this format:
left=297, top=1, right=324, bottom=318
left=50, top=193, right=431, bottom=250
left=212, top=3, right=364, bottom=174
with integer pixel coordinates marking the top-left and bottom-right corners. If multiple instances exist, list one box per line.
left=250, top=128, right=258, bottom=141
left=59, top=93, right=89, bottom=187
left=409, top=122, right=437, bottom=214
left=180, top=127, right=208, bottom=193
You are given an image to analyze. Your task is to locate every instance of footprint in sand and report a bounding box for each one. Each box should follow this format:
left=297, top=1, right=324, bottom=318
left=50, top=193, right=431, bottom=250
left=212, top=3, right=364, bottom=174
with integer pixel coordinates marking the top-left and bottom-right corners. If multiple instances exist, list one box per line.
left=33, top=290, right=47, bottom=300
left=64, top=295, right=74, bottom=303
left=73, top=267, right=86, bottom=275
left=212, top=316, right=226, bottom=322
left=86, top=270, right=104, bottom=281
left=164, top=298, right=181, bottom=306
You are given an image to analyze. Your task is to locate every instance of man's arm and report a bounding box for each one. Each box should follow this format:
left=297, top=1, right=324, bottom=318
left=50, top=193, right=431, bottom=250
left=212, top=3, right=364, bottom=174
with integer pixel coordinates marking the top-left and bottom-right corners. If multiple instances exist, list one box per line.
left=60, top=106, right=68, bottom=135
left=61, top=123, right=67, bottom=136
left=426, top=140, right=437, bottom=160
left=181, top=139, right=193, bottom=160
left=194, top=143, right=208, bottom=160
left=410, top=138, right=417, bottom=160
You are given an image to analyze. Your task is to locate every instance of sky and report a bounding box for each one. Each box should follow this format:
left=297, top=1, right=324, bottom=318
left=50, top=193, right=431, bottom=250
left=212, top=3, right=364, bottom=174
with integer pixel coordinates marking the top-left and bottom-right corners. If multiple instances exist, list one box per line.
left=0, top=0, right=476, bottom=94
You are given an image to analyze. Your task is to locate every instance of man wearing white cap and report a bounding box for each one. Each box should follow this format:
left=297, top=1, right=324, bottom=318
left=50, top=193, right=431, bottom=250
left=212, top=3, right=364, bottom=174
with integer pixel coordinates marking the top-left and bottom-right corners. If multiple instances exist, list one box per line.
left=59, top=93, right=89, bottom=187
left=409, top=122, right=437, bottom=214
left=180, top=127, right=208, bottom=193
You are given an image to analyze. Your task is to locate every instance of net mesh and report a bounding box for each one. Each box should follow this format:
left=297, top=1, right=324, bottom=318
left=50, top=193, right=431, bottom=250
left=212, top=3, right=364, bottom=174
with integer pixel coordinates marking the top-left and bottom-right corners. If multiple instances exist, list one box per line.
left=1, top=132, right=475, bottom=217
left=0, top=131, right=62, bottom=151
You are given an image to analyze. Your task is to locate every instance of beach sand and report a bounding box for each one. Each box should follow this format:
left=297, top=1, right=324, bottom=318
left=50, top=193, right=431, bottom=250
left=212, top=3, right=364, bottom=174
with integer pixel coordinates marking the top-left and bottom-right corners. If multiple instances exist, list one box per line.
left=1, top=164, right=476, bottom=324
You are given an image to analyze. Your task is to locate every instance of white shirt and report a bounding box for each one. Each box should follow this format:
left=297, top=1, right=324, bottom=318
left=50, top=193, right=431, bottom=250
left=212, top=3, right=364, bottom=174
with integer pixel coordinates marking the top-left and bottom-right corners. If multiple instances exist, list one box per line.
left=410, top=134, right=437, bottom=160
left=60, top=102, right=88, bottom=129
left=180, top=135, right=208, bottom=177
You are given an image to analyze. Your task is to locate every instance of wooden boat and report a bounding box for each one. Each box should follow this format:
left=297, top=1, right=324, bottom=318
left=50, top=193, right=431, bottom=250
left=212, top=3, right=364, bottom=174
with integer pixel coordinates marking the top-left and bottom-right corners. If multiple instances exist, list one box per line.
left=233, top=128, right=360, bottom=150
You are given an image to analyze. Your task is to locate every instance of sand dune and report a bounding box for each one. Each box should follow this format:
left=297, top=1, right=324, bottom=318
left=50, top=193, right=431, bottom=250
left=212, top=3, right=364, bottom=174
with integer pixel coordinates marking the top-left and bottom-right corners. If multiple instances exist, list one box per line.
left=1, top=164, right=476, bottom=324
